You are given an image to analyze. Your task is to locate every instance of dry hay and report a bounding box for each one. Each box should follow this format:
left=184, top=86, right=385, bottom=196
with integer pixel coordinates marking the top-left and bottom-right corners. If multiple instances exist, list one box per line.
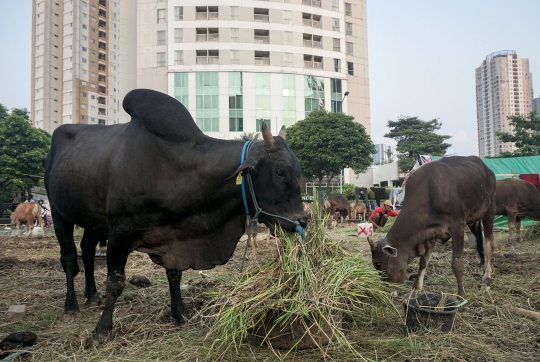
left=0, top=225, right=539, bottom=361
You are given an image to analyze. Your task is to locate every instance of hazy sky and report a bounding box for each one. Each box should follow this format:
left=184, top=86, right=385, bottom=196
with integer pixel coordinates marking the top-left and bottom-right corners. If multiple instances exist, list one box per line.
left=1, top=1, right=539, bottom=157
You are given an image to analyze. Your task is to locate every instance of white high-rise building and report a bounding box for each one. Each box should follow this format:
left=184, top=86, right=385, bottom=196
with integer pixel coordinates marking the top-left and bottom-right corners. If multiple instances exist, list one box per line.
left=372, top=144, right=395, bottom=165
left=134, top=0, right=370, bottom=138
left=31, top=0, right=124, bottom=133
left=475, top=50, right=534, bottom=158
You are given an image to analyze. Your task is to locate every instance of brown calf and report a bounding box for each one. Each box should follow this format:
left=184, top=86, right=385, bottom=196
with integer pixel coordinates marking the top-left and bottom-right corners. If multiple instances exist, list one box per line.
left=9, top=203, right=44, bottom=237
left=350, top=202, right=369, bottom=221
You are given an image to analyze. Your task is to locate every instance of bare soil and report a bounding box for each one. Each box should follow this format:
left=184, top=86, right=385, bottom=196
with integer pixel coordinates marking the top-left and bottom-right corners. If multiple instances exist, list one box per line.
left=1, top=226, right=539, bottom=361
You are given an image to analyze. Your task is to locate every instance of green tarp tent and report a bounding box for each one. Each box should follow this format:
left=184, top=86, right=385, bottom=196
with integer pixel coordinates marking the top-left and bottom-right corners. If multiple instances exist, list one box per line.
left=482, top=155, right=540, bottom=228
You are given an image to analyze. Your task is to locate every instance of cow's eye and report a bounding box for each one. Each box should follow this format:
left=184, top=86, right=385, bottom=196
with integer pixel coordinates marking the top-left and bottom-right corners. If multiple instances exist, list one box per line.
left=375, top=262, right=382, bottom=270
left=275, top=169, right=283, bottom=177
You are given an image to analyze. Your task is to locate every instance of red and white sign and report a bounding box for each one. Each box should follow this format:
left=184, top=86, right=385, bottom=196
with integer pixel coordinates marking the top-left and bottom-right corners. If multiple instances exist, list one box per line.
left=357, top=223, right=373, bottom=238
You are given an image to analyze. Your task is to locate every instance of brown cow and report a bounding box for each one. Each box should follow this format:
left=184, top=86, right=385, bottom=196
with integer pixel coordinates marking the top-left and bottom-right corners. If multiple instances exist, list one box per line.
left=496, top=178, right=540, bottom=243
left=9, top=203, right=45, bottom=237
left=350, top=202, right=369, bottom=221
left=367, top=156, right=496, bottom=296
left=324, top=194, right=350, bottom=223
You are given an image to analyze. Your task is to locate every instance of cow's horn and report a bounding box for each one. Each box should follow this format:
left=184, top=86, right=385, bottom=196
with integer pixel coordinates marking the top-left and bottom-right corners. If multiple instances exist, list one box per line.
left=366, top=237, right=377, bottom=249
left=278, top=125, right=286, bottom=140
left=261, top=122, right=275, bottom=148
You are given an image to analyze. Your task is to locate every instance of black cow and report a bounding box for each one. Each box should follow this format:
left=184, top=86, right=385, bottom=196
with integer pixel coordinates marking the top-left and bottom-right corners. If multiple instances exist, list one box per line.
left=367, top=156, right=496, bottom=296
left=45, top=89, right=308, bottom=342
left=496, top=178, right=540, bottom=243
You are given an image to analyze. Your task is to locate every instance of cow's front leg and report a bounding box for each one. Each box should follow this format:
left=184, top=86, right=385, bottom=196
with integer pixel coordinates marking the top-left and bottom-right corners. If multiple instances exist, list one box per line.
left=93, top=235, right=130, bottom=343
left=166, top=268, right=190, bottom=324
left=451, top=229, right=466, bottom=296
left=413, top=244, right=434, bottom=290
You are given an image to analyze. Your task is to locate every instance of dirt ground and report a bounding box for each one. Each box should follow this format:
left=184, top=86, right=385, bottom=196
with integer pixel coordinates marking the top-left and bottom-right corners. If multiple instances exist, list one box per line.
left=1, top=225, right=539, bottom=361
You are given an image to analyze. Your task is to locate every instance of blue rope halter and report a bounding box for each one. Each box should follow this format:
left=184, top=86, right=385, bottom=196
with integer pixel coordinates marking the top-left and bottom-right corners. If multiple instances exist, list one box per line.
left=239, top=140, right=305, bottom=239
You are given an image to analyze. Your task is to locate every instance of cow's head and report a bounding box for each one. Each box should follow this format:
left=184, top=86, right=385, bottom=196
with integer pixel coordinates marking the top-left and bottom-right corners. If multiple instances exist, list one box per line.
left=7, top=209, right=15, bottom=225
left=367, top=236, right=406, bottom=284
left=230, top=122, right=308, bottom=234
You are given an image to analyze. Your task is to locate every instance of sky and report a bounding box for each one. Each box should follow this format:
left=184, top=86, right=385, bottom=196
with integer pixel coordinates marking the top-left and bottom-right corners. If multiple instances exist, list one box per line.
left=1, top=1, right=539, bottom=157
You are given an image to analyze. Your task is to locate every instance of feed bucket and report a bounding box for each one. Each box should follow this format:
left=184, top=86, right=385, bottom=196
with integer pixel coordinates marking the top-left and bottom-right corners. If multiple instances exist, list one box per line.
left=402, top=292, right=467, bottom=332
left=357, top=223, right=373, bottom=237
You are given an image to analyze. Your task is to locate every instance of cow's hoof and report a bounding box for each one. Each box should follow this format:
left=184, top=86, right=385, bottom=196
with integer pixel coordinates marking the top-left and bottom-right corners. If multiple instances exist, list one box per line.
left=173, top=312, right=191, bottom=325
left=84, top=298, right=102, bottom=308
left=63, top=311, right=81, bottom=321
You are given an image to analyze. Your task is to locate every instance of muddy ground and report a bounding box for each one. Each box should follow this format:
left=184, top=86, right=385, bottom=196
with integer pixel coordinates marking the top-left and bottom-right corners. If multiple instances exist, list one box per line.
left=1, top=226, right=539, bottom=361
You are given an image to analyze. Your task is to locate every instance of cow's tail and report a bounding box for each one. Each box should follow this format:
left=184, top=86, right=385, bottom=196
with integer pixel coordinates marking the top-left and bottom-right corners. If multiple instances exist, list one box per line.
left=476, top=220, right=485, bottom=266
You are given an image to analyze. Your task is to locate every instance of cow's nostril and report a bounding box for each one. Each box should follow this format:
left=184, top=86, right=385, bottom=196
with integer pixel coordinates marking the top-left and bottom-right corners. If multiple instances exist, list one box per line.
left=298, top=217, right=308, bottom=229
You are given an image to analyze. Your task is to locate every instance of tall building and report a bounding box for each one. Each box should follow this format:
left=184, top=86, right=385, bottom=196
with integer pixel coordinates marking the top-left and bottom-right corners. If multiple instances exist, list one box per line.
left=136, top=0, right=370, bottom=139
left=534, top=95, right=540, bottom=113
left=31, top=0, right=122, bottom=133
left=372, top=144, right=395, bottom=165
left=475, top=50, right=534, bottom=158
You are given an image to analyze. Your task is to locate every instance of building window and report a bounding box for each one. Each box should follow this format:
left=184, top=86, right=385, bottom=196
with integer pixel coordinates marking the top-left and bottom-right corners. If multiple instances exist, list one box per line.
left=196, top=72, right=219, bottom=132
left=284, top=52, right=293, bottom=67
left=304, top=75, right=324, bottom=117
left=157, top=30, right=166, bottom=45
left=284, top=31, right=292, bottom=45
left=81, top=115, right=87, bottom=121
left=157, top=9, right=166, bottom=23
left=175, top=50, right=183, bottom=65
left=332, top=0, right=339, bottom=11
left=230, top=6, right=239, bottom=20
left=230, top=28, right=239, bottom=42
left=229, top=72, right=243, bottom=132
left=332, top=18, right=340, bottom=32
left=82, top=24, right=87, bottom=29
left=346, top=42, right=353, bottom=55
left=334, top=58, right=341, bottom=72
left=256, top=73, right=271, bottom=131
left=345, top=3, right=352, bottom=16
left=174, top=72, right=188, bottom=106
left=157, top=52, right=166, bottom=67
left=347, top=61, right=354, bottom=75
left=174, top=28, right=183, bottom=43
left=331, top=79, right=343, bottom=112
left=333, top=38, right=340, bottom=52
left=345, top=22, right=352, bottom=36
left=82, top=58, right=87, bottom=63
left=230, top=50, right=239, bottom=64
left=282, top=74, right=296, bottom=127
left=174, top=6, right=183, bottom=21
left=283, top=10, right=292, bottom=24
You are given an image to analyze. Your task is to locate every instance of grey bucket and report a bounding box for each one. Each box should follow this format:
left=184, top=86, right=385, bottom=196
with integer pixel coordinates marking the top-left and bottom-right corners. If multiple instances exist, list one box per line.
left=402, top=292, right=467, bottom=332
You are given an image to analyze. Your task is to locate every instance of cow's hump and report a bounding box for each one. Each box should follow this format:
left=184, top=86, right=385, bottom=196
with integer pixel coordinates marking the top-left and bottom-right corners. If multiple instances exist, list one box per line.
left=123, top=89, right=204, bottom=142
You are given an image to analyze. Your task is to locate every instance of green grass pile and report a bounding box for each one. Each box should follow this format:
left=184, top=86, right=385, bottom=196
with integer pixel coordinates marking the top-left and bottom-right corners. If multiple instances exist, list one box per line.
left=205, top=200, right=397, bottom=359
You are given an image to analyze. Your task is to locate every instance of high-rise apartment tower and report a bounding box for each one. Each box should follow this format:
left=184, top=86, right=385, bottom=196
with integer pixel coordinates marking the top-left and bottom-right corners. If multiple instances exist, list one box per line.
left=136, top=0, right=370, bottom=139
left=475, top=50, right=534, bottom=158
left=31, top=0, right=122, bottom=133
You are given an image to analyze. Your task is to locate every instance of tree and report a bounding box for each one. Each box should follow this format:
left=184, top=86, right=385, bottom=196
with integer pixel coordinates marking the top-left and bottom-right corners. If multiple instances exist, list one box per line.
left=495, top=111, right=540, bottom=157
left=384, top=116, right=451, bottom=173
left=0, top=104, right=51, bottom=202
left=287, top=110, right=375, bottom=204
left=233, top=132, right=260, bottom=142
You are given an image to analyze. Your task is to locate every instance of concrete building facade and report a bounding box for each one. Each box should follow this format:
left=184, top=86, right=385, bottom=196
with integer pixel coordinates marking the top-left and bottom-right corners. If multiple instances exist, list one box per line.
left=31, top=0, right=122, bottom=133
left=534, top=95, right=540, bottom=113
left=475, top=50, right=534, bottom=158
left=133, top=0, right=370, bottom=139
left=372, top=143, right=395, bottom=165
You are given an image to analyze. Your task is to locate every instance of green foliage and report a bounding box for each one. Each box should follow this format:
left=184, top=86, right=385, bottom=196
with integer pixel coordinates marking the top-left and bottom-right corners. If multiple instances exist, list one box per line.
left=287, top=110, right=375, bottom=200
left=233, top=132, right=260, bottom=142
left=0, top=104, right=51, bottom=202
left=384, top=116, right=451, bottom=173
left=342, top=183, right=355, bottom=200
left=495, top=112, right=540, bottom=157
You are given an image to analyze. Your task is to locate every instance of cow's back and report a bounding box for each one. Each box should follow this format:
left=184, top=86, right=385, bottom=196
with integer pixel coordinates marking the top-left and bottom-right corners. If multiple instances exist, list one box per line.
left=401, top=156, right=496, bottom=226
left=496, top=178, right=540, bottom=216
left=14, top=203, right=39, bottom=223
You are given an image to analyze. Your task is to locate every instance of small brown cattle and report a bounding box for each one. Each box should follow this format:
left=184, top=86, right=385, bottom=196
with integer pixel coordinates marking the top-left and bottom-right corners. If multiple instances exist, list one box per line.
left=9, top=203, right=44, bottom=236
left=350, top=202, right=369, bottom=221
left=324, top=194, right=350, bottom=223
left=495, top=178, right=540, bottom=243
left=367, top=156, right=496, bottom=296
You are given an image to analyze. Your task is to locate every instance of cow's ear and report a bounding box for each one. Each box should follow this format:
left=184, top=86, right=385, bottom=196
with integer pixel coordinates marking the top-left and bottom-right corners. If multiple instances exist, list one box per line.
left=225, top=157, right=260, bottom=181
left=366, top=237, right=377, bottom=251
left=382, top=245, right=398, bottom=258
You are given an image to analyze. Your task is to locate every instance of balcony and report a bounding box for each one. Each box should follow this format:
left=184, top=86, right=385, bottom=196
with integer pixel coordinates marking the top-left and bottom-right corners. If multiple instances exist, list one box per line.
left=302, top=0, right=321, bottom=7
left=99, top=31, right=106, bottom=39
left=98, top=64, right=106, bottom=71
left=99, top=0, right=106, bottom=6
left=98, top=86, right=106, bottom=94
left=196, top=12, right=218, bottom=20
left=98, top=75, right=106, bottom=82
left=255, top=57, right=270, bottom=65
left=97, top=97, right=106, bottom=105
left=98, top=53, right=106, bottom=60
left=254, top=35, right=269, bottom=44
left=302, top=19, right=312, bottom=26
left=196, top=33, right=219, bottom=42
left=313, top=40, right=322, bottom=49
left=254, top=14, right=269, bottom=22
left=99, top=20, right=106, bottom=29
left=98, top=42, right=106, bottom=50
left=196, top=56, right=219, bottom=64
